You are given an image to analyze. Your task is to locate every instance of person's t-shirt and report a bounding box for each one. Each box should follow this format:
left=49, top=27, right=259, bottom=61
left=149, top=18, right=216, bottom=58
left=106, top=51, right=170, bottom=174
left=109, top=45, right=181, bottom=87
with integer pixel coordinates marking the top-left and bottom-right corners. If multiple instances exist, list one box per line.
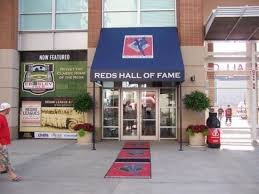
left=0, top=114, right=11, bottom=145
left=225, top=108, right=232, bottom=118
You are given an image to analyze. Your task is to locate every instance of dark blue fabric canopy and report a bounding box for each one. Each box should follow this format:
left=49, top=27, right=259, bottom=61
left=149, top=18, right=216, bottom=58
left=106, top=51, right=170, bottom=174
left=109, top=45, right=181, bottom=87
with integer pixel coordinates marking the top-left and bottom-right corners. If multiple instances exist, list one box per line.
left=90, top=27, right=185, bottom=82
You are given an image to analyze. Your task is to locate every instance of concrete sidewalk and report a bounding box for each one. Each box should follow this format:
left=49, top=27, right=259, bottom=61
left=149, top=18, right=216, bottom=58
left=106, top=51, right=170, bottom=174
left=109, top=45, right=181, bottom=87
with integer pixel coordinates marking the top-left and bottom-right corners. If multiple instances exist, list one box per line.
left=0, top=140, right=258, bottom=194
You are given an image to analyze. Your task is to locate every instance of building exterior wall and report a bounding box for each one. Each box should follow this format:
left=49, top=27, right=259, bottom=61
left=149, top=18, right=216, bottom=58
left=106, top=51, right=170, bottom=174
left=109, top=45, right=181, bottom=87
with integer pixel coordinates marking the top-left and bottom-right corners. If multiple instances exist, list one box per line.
left=18, top=32, right=88, bottom=51
left=180, top=47, right=206, bottom=140
left=178, top=0, right=203, bottom=46
left=177, top=0, right=205, bottom=141
left=0, top=0, right=258, bottom=140
left=87, top=0, right=102, bottom=140
left=0, top=0, right=19, bottom=139
left=88, top=0, right=102, bottom=48
left=87, top=48, right=102, bottom=141
left=0, top=0, right=17, bottom=49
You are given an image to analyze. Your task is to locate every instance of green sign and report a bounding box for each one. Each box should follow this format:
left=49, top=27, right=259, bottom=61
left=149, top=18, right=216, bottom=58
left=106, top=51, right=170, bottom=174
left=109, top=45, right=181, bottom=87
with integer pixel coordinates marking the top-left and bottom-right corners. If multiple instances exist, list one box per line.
left=19, top=51, right=88, bottom=135
left=20, top=51, right=87, bottom=97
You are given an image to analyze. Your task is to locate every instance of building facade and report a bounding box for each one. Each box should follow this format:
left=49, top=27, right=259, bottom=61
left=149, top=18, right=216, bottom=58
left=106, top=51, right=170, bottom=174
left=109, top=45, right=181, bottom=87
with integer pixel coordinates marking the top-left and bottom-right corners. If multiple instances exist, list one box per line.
left=0, top=0, right=258, bottom=143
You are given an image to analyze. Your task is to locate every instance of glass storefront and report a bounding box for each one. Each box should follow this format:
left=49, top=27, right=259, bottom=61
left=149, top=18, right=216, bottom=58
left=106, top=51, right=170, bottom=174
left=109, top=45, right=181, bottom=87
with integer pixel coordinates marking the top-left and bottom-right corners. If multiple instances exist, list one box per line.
left=159, top=89, right=176, bottom=138
left=102, top=89, right=119, bottom=138
left=102, top=82, right=177, bottom=140
left=206, top=41, right=258, bottom=139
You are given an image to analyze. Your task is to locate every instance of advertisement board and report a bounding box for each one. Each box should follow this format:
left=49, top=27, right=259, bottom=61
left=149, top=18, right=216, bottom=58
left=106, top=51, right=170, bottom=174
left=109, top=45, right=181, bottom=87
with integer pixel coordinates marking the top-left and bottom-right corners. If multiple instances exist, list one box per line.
left=19, top=51, right=87, bottom=139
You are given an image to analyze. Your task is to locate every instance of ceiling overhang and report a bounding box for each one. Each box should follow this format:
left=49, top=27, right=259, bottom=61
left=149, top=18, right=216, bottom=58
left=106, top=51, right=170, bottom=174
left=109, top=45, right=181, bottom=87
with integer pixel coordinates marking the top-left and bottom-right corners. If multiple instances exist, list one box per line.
left=205, top=6, right=259, bottom=40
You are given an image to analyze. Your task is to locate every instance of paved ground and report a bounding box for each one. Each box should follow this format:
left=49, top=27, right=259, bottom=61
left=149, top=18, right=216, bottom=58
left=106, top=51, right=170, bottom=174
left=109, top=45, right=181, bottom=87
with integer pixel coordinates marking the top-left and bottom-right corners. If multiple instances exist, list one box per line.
left=0, top=139, right=258, bottom=194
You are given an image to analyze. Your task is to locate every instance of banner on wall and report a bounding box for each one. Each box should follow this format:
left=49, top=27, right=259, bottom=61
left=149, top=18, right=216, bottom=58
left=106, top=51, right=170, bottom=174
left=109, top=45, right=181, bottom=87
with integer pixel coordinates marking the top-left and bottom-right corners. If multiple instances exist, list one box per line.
left=19, top=51, right=87, bottom=139
left=21, top=101, right=41, bottom=127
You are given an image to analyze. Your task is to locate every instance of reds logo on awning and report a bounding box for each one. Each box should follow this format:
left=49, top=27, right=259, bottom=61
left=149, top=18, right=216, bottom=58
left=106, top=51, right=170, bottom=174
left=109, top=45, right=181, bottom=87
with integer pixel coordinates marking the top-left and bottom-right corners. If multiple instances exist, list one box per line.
left=122, top=35, right=153, bottom=59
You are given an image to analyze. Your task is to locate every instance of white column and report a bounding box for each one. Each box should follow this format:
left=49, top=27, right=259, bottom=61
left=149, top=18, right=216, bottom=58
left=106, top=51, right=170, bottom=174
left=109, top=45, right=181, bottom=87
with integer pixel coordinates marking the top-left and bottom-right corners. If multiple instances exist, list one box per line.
left=251, top=42, right=257, bottom=142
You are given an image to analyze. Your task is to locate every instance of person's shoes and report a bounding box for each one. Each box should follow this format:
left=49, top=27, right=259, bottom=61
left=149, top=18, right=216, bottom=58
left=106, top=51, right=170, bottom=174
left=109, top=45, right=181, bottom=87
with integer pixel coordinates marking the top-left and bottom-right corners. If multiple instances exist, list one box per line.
left=10, top=176, right=22, bottom=182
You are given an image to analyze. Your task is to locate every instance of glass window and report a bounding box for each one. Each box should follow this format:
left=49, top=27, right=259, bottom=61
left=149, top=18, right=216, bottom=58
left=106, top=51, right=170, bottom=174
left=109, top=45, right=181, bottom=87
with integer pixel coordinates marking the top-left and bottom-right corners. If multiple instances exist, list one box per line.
left=103, top=128, right=119, bottom=138
left=213, top=42, right=246, bottom=53
left=56, top=13, right=87, bottom=29
left=141, top=11, right=175, bottom=27
left=141, top=0, right=175, bottom=10
left=159, top=88, right=176, bottom=139
left=20, top=15, right=52, bottom=30
left=103, top=90, right=119, bottom=107
left=103, top=0, right=137, bottom=11
left=20, top=0, right=52, bottom=13
left=104, top=12, right=137, bottom=28
left=103, top=0, right=176, bottom=27
left=103, top=89, right=119, bottom=138
left=56, top=0, right=88, bottom=12
left=160, top=128, right=176, bottom=138
left=160, top=89, right=176, bottom=107
left=122, top=82, right=138, bottom=88
left=19, top=0, right=88, bottom=31
left=103, top=108, right=118, bottom=126
left=208, top=75, right=251, bottom=128
left=160, top=108, right=176, bottom=126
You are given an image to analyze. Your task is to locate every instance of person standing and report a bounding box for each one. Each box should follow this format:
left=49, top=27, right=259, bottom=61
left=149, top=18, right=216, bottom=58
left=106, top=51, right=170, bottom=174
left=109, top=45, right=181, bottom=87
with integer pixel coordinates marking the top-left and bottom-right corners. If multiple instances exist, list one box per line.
left=0, top=102, right=22, bottom=181
left=225, top=105, right=232, bottom=126
left=217, top=107, right=224, bottom=121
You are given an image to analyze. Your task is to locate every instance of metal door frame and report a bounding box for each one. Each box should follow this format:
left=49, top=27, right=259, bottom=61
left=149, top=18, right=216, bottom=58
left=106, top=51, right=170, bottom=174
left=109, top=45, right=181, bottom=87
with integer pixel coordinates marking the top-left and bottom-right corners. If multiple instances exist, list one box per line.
left=120, top=88, right=159, bottom=140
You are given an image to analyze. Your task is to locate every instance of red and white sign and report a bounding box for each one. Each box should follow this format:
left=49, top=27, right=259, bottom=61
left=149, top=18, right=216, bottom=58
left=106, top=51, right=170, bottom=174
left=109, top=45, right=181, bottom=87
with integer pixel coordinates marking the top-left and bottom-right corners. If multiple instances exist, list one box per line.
left=21, top=101, right=41, bottom=127
left=208, top=128, right=221, bottom=144
left=122, top=35, right=153, bottom=59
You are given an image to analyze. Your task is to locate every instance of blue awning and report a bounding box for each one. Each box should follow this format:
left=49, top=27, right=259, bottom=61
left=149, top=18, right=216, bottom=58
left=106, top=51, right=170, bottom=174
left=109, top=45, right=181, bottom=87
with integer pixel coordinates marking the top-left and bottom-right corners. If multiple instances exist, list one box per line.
left=90, top=27, right=185, bottom=82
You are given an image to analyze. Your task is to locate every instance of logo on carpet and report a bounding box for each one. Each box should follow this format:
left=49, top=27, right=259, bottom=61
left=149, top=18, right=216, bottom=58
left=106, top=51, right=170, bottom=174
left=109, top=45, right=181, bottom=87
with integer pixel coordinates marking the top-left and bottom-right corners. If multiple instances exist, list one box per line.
left=119, top=164, right=143, bottom=173
left=126, top=150, right=144, bottom=155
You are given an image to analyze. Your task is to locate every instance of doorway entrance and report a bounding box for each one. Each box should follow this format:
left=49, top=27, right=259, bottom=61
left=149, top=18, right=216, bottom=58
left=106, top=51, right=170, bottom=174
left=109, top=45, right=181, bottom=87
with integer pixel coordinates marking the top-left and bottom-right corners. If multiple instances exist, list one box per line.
left=121, top=89, right=158, bottom=140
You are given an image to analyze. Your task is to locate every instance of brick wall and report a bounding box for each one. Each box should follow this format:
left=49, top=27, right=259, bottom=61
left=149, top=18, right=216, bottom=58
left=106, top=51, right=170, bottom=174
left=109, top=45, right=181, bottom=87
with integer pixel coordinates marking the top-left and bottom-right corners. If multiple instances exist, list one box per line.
left=88, top=0, right=102, bottom=48
left=0, top=0, right=17, bottom=49
left=178, top=0, right=203, bottom=46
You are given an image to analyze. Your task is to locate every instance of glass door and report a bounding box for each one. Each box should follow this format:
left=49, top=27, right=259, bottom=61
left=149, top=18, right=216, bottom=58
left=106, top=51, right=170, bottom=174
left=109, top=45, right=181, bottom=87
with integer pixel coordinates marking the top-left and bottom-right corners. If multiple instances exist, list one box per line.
left=140, top=90, right=157, bottom=140
left=121, top=91, right=138, bottom=140
left=121, top=89, right=158, bottom=140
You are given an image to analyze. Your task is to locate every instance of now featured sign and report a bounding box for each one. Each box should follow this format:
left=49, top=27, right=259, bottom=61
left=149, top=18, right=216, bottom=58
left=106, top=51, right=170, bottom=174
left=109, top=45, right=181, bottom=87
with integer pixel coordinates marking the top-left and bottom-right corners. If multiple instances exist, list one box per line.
left=19, top=51, right=87, bottom=138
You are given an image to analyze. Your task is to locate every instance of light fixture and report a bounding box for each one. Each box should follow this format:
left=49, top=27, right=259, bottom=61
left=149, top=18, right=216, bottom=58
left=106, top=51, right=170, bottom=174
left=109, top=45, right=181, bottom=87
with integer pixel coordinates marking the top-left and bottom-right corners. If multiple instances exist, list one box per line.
left=190, top=75, right=195, bottom=82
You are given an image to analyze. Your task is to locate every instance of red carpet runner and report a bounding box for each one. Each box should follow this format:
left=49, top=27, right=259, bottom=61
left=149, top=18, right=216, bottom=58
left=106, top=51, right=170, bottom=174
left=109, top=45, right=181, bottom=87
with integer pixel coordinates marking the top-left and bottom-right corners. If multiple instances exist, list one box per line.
left=105, top=141, right=151, bottom=178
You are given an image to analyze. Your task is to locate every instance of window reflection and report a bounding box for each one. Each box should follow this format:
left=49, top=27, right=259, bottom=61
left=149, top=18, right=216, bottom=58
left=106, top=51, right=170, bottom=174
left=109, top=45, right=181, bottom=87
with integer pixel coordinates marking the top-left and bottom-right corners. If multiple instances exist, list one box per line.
left=142, top=121, right=156, bottom=136
left=141, top=91, right=156, bottom=119
left=103, top=89, right=119, bottom=107
left=123, top=120, right=137, bottom=136
left=160, top=128, right=176, bottom=138
left=103, top=108, right=118, bottom=126
left=160, top=89, right=175, bottom=107
left=159, top=88, right=176, bottom=138
left=160, top=108, right=176, bottom=126
left=103, top=128, right=118, bottom=138
left=103, top=0, right=176, bottom=27
left=103, top=89, right=119, bottom=138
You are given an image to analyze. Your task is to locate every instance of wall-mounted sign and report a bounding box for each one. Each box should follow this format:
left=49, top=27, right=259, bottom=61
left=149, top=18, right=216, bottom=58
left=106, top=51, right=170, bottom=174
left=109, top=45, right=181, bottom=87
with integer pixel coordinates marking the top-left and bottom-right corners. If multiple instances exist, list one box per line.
left=19, top=50, right=87, bottom=138
left=122, top=35, right=153, bottom=59
left=208, top=63, right=246, bottom=71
